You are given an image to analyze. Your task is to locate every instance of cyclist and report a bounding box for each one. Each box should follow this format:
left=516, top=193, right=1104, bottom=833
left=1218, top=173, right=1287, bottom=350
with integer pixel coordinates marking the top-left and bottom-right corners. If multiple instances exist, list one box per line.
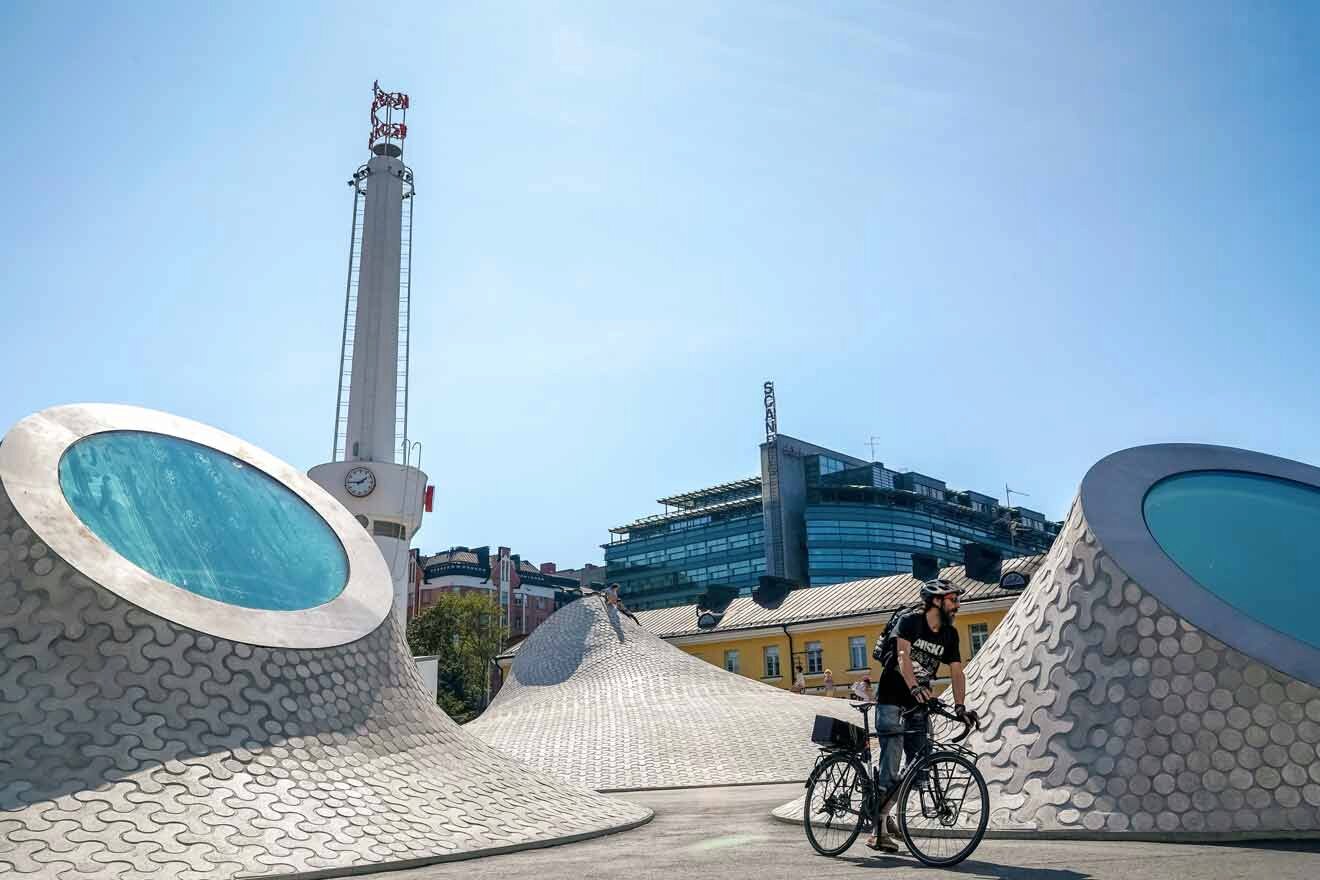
left=864, top=578, right=979, bottom=852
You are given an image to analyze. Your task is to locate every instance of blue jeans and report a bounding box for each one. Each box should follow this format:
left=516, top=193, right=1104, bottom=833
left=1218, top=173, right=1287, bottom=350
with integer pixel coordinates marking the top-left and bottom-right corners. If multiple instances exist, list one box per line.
left=873, top=704, right=929, bottom=803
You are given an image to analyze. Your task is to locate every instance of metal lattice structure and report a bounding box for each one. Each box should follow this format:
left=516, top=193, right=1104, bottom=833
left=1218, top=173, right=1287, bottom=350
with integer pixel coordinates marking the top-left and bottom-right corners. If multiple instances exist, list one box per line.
left=332, top=171, right=366, bottom=462
left=369, top=79, right=408, bottom=154
left=395, top=185, right=413, bottom=461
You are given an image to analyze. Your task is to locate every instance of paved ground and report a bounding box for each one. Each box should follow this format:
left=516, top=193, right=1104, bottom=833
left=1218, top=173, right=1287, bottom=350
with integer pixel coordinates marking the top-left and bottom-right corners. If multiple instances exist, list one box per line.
left=385, top=783, right=1320, bottom=880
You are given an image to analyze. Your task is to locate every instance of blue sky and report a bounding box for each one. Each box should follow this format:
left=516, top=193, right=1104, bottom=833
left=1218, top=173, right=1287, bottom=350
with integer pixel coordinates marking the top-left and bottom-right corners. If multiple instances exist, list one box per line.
left=3, top=2, right=1319, bottom=566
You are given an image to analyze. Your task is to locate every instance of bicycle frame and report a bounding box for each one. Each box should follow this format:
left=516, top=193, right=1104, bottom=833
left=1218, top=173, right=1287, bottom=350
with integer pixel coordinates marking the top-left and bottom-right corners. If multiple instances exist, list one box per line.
left=807, top=700, right=979, bottom=827
left=908, top=753, right=973, bottom=826
left=805, top=700, right=991, bottom=866
left=899, top=702, right=983, bottom=825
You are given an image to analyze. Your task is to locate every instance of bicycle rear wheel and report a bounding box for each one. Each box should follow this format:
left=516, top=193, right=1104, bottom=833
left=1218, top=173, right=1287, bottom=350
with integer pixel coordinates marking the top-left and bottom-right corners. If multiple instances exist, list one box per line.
left=895, top=750, right=988, bottom=867
left=803, top=752, right=869, bottom=856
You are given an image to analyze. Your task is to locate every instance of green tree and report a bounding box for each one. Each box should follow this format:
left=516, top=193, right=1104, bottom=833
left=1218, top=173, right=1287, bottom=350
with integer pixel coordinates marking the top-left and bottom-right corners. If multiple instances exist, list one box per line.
left=406, top=592, right=507, bottom=723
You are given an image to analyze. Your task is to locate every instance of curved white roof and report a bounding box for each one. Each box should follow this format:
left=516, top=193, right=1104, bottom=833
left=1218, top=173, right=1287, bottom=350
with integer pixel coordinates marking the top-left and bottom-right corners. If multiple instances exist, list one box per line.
left=0, top=404, right=650, bottom=879
left=467, top=594, right=859, bottom=791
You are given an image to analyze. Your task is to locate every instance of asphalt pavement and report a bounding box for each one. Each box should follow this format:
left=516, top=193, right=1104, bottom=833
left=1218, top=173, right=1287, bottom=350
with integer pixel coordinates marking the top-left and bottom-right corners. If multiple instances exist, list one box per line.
left=386, top=783, right=1320, bottom=880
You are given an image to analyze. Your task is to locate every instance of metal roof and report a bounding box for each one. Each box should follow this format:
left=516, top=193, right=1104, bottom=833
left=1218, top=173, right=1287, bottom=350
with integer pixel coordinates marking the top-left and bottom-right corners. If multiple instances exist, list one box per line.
left=631, top=555, right=1046, bottom=638
left=607, top=495, right=764, bottom=535
left=422, top=550, right=480, bottom=566
left=656, top=477, right=762, bottom=508
left=497, top=557, right=1042, bottom=657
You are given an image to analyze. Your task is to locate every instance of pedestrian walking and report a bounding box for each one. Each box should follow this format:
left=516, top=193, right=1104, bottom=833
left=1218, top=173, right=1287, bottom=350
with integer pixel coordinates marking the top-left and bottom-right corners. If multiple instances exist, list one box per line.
left=792, top=664, right=806, bottom=694
left=823, top=668, right=835, bottom=698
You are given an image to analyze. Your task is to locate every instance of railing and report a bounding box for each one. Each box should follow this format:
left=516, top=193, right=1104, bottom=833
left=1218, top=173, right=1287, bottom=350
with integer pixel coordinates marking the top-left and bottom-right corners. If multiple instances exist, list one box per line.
left=332, top=184, right=367, bottom=461
left=393, top=185, right=413, bottom=465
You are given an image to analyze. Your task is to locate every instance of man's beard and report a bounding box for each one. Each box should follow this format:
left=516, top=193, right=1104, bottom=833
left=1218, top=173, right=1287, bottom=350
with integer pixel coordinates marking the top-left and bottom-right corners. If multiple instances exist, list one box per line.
left=939, top=606, right=956, bottom=627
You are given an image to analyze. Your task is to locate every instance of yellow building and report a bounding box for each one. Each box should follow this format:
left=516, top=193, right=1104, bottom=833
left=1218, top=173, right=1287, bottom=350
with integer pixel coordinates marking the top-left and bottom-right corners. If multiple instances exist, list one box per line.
left=494, top=555, right=1045, bottom=698
left=630, top=555, right=1044, bottom=696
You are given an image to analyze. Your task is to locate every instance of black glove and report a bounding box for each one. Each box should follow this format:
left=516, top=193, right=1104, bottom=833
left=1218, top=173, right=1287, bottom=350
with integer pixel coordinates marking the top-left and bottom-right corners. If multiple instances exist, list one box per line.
left=955, top=704, right=980, bottom=727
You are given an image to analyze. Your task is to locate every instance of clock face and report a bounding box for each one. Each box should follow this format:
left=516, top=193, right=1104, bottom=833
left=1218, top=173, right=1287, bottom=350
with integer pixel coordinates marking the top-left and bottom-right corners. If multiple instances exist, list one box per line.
left=345, top=466, right=376, bottom=498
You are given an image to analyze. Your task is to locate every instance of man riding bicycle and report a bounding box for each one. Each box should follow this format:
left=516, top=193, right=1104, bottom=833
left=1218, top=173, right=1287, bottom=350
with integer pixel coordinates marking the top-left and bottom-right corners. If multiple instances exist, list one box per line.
left=864, top=579, right=979, bottom=852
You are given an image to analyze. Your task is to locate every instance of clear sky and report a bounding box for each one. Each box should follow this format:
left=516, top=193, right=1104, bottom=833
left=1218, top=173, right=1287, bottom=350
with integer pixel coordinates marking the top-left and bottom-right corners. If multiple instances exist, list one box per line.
left=3, top=2, right=1319, bottom=567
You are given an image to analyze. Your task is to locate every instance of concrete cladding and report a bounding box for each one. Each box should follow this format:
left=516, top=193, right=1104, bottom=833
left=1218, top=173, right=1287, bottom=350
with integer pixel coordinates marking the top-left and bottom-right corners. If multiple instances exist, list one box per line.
left=960, top=444, right=1320, bottom=837
left=0, top=405, right=650, bottom=880
left=466, top=594, right=858, bottom=791
left=774, top=443, right=1320, bottom=839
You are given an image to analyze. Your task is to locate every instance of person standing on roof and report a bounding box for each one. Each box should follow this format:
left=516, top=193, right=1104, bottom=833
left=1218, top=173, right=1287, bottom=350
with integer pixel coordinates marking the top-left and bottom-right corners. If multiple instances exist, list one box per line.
left=602, top=582, right=640, bottom=624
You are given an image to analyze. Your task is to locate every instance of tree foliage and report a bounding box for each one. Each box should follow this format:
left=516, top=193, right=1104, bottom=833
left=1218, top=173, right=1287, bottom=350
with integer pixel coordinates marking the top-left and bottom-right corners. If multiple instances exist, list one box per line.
left=406, top=592, right=507, bottom=723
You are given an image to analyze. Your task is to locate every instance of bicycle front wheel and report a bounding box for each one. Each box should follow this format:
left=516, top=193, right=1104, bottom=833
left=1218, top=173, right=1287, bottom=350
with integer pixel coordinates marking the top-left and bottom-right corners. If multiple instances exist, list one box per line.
left=896, top=750, right=989, bottom=867
left=803, top=752, right=870, bottom=856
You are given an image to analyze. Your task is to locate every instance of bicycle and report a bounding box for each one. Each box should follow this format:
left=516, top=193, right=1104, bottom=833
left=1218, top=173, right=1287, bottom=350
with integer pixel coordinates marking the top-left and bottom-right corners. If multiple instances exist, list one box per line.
left=802, top=698, right=990, bottom=867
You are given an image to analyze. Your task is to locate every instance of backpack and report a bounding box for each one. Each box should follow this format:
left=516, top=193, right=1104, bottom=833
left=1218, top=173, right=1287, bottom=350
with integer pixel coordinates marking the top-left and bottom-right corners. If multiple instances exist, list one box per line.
left=872, top=602, right=924, bottom=670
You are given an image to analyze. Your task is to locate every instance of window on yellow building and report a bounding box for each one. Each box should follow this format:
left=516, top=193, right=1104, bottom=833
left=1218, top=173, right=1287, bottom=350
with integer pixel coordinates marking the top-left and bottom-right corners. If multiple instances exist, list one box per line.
left=806, top=641, right=823, bottom=674
left=763, top=645, right=781, bottom=678
left=970, top=623, right=989, bottom=657
left=848, top=636, right=867, bottom=670
left=724, top=649, right=740, bottom=674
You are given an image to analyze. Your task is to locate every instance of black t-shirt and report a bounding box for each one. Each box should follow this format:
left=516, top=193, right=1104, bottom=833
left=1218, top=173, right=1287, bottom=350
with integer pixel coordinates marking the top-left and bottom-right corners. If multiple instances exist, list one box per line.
left=876, top=612, right=962, bottom=708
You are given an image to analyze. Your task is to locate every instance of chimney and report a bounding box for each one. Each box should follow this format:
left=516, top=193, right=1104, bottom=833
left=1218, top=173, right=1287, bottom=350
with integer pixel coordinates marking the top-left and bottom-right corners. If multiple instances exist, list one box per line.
left=540, top=562, right=557, bottom=574
left=963, top=543, right=1003, bottom=582
left=912, top=553, right=939, bottom=582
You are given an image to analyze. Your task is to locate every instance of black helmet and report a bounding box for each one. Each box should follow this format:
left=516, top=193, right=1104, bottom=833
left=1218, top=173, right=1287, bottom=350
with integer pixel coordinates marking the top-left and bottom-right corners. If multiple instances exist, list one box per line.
left=920, top=578, right=962, bottom=605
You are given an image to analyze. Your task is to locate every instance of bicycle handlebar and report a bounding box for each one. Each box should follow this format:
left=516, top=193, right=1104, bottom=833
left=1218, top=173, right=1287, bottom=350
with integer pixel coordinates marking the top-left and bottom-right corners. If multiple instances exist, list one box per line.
left=847, top=697, right=981, bottom=744
left=903, top=698, right=979, bottom=743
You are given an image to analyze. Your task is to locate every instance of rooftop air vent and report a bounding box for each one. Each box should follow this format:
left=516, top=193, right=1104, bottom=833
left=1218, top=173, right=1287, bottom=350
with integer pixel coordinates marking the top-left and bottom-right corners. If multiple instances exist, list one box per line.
left=963, top=543, right=1003, bottom=582
left=697, top=584, right=739, bottom=614
left=911, top=553, right=939, bottom=582
left=752, top=575, right=794, bottom=608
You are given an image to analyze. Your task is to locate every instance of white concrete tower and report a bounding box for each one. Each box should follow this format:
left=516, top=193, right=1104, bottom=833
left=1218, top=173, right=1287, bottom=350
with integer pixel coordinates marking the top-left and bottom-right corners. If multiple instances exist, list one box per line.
left=311, top=82, right=429, bottom=631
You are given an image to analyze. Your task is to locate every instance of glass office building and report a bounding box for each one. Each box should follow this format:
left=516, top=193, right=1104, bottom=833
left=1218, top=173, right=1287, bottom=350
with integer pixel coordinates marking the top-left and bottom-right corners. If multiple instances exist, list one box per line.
left=804, top=461, right=1055, bottom=585
left=607, top=434, right=1059, bottom=609
left=604, top=479, right=766, bottom=610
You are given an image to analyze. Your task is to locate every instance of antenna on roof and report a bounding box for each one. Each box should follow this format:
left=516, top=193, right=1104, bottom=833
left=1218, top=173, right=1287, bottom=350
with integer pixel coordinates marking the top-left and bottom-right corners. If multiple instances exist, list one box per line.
left=999, top=485, right=1031, bottom=550
left=866, top=436, right=881, bottom=462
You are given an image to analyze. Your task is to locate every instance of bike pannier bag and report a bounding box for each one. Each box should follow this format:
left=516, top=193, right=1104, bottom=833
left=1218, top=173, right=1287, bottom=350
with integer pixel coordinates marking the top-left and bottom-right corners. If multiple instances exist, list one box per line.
left=811, top=715, right=865, bottom=750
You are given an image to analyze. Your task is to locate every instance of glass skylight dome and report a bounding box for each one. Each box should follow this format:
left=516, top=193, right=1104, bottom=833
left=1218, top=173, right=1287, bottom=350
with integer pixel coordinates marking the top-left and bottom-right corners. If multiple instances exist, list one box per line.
left=1144, top=470, right=1320, bottom=651
left=59, top=431, right=348, bottom=611
left=1081, top=443, right=1320, bottom=687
